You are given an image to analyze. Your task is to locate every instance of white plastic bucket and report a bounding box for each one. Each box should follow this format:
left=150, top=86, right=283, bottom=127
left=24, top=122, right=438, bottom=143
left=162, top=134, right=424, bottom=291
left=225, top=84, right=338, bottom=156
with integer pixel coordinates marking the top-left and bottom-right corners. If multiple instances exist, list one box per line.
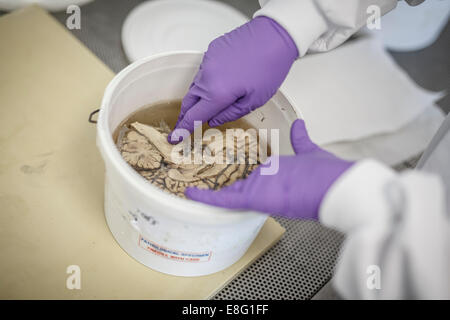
left=96, top=51, right=300, bottom=276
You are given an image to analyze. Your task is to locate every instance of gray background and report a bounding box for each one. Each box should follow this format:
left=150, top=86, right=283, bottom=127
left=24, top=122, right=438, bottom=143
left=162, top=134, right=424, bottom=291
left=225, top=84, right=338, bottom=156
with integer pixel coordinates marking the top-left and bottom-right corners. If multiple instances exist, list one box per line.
left=4, top=0, right=447, bottom=299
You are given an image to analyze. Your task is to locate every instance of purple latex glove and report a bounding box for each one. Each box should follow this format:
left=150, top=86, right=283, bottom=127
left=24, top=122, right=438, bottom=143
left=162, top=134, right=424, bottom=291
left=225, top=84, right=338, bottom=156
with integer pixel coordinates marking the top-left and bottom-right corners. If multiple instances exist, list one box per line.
left=185, top=120, right=354, bottom=220
left=168, top=16, right=298, bottom=143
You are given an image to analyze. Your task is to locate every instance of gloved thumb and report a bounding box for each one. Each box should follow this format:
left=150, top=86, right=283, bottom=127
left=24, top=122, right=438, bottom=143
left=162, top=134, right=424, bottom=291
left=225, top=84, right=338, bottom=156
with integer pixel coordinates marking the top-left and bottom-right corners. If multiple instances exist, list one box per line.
left=185, top=184, right=247, bottom=209
left=290, top=119, right=318, bottom=155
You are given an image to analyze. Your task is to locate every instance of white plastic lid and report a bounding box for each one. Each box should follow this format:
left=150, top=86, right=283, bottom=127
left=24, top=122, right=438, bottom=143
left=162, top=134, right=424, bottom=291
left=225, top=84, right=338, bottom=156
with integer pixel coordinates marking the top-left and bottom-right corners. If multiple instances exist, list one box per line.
left=121, top=0, right=249, bottom=62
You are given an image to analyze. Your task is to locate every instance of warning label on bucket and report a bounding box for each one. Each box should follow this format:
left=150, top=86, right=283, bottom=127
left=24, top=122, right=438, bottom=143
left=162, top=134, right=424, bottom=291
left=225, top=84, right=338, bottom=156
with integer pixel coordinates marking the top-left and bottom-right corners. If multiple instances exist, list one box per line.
left=138, top=235, right=212, bottom=263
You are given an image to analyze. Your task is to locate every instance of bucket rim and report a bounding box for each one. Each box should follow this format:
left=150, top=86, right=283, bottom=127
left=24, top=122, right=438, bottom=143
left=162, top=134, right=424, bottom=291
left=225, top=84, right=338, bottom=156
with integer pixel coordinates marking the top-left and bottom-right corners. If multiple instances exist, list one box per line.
left=96, top=51, right=271, bottom=222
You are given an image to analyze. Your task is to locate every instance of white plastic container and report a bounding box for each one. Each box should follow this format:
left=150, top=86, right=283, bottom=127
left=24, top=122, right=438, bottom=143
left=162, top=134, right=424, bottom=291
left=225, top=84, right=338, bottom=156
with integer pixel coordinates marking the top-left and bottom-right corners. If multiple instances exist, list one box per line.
left=96, top=51, right=300, bottom=276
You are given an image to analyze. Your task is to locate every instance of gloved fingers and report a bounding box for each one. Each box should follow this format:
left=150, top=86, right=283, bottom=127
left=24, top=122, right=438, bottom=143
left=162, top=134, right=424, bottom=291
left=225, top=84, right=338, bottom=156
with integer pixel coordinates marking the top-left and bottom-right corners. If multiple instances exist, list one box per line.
left=290, top=119, right=318, bottom=155
left=223, top=178, right=246, bottom=192
left=208, top=96, right=253, bottom=127
left=172, top=67, right=202, bottom=134
left=169, top=98, right=220, bottom=143
left=174, top=89, right=200, bottom=129
left=193, top=67, right=203, bottom=84
left=185, top=186, right=247, bottom=209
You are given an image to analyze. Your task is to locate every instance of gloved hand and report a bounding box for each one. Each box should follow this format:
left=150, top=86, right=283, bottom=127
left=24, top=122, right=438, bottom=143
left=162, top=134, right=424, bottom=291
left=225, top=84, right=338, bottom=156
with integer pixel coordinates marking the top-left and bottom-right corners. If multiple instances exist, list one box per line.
left=168, top=16, right=298, bottom=144
left=185, top=120, right=354, bottom=220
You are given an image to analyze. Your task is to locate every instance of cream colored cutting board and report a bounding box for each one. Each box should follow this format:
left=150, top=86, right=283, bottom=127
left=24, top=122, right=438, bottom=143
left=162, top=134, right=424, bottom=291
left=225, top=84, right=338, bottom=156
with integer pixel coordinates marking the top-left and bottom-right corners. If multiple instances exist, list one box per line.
left=0, top=6, right=285, bottom=299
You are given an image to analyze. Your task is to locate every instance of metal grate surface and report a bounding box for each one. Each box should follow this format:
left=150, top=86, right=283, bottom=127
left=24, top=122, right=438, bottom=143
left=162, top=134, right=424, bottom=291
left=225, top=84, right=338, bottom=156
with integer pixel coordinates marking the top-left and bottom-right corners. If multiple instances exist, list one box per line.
left=213, top=218, right=344, bottom=300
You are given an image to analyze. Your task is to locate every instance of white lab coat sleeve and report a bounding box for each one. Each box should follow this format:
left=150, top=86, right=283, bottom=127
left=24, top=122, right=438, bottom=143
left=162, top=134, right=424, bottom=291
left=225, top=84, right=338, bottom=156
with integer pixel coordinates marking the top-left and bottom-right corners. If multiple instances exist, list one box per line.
left=254, top=0, right=398, bottom=56
left=319, top=160, right=450, bottom=299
